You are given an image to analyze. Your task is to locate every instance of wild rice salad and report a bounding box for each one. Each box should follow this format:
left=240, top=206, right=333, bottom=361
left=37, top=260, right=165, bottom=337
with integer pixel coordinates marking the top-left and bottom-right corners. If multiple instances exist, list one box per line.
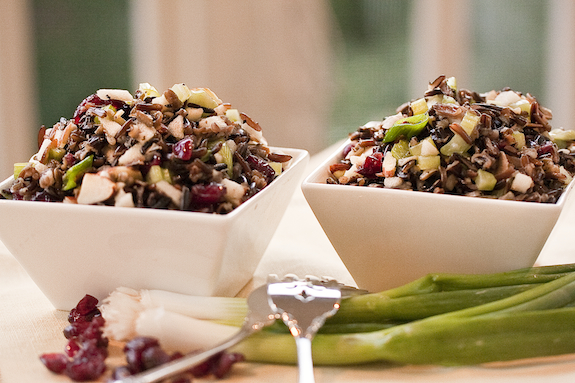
left=2, top=83, right=292, bottom=213
left=327, top=75, right=575, bottom=203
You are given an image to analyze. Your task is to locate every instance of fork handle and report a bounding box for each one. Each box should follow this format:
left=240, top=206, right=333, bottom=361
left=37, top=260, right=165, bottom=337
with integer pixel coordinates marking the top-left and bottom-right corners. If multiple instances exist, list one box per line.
left=295, top=337, right=316, bottom=383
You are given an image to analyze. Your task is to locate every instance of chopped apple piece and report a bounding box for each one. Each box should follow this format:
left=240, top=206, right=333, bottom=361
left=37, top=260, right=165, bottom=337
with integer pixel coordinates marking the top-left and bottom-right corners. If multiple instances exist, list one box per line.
left=155, top=180, right=182, bottom=206
left=114, top=188, right=135, bottom=208
left=167, top=115, right=185, bottom=140
left=100, top=117, right=123, bottom=145
left=222, top=178, right=247, bottom=207
left=96, top=89, right=134, bottom=104
left=510, top=172, right=534, bottom=194
left=128, top=121, right=156, bottom=143
left=118, top=143, right=145, bottom=166
left=77, top=173, right=116, bottom=205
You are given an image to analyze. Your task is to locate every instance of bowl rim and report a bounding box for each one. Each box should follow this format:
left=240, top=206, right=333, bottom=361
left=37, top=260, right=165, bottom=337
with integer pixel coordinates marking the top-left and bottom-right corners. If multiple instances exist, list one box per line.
left=302, top=139, right=575, bottom=209
left=0, top=146, right=309, bottom=220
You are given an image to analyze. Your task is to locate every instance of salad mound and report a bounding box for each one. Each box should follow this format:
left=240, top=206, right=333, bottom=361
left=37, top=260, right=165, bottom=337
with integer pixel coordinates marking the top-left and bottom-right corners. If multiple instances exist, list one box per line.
left=2, top=83, right=292, bottom=213
left=328, top=75, right=575, bottom=203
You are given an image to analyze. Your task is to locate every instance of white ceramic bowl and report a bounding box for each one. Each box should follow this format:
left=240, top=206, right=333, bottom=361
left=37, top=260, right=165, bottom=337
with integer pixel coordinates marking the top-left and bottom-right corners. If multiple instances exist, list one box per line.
left=302, top=141, right=574, bottom=293
left=0, top=147, right=308, bottom=310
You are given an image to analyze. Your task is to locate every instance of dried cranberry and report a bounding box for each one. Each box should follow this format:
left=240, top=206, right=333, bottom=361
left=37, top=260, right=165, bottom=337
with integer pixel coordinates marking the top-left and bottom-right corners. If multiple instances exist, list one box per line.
left=211, top=352, right=245, bottom=379
left=172, top=378, right=192, bottom=383
left=538, top=143, right=555, bottom=157
left=357, top=152, right=383, bottom=178
left=111, top=365, right=132, bottom=380
left=31, top=190, right=61, bottom=202
left=68, top=295, right=100, bottom=324
left=188, top=353, right=215, bottom=377
left=63, top=321, right=91, bottom=339
left=191, top=183, right=226, bottom=205
left=74, top=295, right=99, bottom=316
left=124, top=336, right=160, bottom=373
left=141, top=345, right=171, bottom=370
left=63, top=152, right=76, bottom=167
left=65, top=339, right=80, bottom=357
left=65, top=346, right=107, bottom=381
left=246, top=155, right=275, bottom=183
left=73, top=94, right=106, bottom=125
left=342, top=143, right=353, bottom=158
left=39, top=353, right=68, bottom=374
left=189, top=351, right=244, bottom=378
left=79, top=317, right=108, bottom=348
left=40, top=294, right=109, bottom=381
left=173, top=137, right=194, bottom=161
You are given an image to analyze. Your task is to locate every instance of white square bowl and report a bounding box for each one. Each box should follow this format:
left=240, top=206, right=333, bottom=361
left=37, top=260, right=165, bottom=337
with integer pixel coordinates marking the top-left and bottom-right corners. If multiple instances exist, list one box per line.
left=302, top=141, right=574, bottom=293
left=0, top=147, right=308, bottom=310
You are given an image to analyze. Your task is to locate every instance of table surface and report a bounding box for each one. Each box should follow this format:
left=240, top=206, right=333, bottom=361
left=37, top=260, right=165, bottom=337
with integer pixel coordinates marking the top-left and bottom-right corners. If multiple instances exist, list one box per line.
left=3, top=144, right=575, bottom=383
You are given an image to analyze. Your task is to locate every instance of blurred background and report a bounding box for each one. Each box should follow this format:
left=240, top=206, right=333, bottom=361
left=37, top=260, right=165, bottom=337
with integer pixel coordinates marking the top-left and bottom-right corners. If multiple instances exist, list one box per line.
left=1, top=0, right=574, bottom=177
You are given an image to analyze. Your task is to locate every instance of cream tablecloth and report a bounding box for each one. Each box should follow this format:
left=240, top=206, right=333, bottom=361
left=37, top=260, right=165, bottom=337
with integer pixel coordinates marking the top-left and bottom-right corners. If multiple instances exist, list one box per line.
left=3, top=146, right=575, bottom=383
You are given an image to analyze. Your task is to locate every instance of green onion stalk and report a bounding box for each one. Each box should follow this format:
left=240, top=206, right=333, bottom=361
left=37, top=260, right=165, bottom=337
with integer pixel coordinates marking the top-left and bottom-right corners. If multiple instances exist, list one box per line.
left=232, top=264, right=575, bottom=366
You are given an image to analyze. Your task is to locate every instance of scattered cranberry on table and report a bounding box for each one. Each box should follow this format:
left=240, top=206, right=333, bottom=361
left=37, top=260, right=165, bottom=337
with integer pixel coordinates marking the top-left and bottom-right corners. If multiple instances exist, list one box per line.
left=40, top=294, right=244, bottom=382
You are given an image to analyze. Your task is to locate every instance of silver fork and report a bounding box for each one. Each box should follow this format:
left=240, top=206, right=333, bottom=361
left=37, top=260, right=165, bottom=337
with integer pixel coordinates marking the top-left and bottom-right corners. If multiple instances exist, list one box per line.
left=111, top=284, right=277, bottom=383
left=267, top=276, right=342, bottom=383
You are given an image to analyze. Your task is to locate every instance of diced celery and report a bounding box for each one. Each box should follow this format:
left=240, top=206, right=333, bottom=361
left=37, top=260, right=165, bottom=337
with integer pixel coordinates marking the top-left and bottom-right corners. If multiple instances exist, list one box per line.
left=226, top=109, right=242, bottom=123
left=474, top=169, right=497, bottom=191
left=146, top=165, right=165, bottom=184
left=13, top=163, right=29, bottom=179
left=549, top=129, right=575, bottom=142
left=446, top=76, right=457, bottom=90
left=162, top=168, right=172, bottom=184
left=269, top=162, right=283, bottom=176
left=187, top=89, right=220, bottom=109
left=217, top=142, right=234, bottom=177
left=391, top=140, right=410, bottom=160
left=410, top=142, right=422, bottom=157
left=440, top=134, right=472, bottom=156
left=201, top=138, right=225, bottom=162
left=426, top=95, right=443, bottom=108
left=139, top=83, right=160, bottom=99
left=512, top=131, right=526, bottom=149
left=102, top=104, right=117, bottom=114
left=47, top=148, right=66, bottom=162
left=62, top=155, right=94, bottom=191
left=410, top=98, right=428, bottom=115
left=510, top=99, right=531, bottom=114
left=170, top=84, right=192, bottom=104
left=460, top=111, right=480, bottom=135
left=417, top=155, right=440, bottom=170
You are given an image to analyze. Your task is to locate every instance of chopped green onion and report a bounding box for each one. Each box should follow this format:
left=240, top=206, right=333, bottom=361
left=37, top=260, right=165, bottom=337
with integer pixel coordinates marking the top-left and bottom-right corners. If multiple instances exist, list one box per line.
left=383, top=113, right=429, bottom=143
left=62, top=155, right=94, bottom=191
